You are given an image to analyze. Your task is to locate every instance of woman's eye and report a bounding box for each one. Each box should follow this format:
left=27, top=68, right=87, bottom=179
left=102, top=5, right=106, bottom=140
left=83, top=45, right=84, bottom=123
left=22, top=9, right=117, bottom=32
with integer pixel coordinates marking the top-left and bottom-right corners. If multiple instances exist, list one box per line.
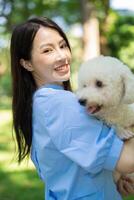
left=60, top=43, right=67, bottom=49
left=43, top=49, right=52, bottom=53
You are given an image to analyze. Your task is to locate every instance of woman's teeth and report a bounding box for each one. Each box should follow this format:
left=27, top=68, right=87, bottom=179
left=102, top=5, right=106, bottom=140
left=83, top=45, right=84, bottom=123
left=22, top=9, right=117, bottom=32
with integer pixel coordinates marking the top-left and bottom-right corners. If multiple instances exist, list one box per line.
left=55, top=65, right=68, bottom=71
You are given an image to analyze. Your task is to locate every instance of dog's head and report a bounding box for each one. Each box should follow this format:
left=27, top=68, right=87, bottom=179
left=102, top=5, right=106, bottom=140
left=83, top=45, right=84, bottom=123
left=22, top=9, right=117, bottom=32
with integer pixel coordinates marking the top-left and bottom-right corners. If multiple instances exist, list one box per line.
left=77, top=56, right=134, bottom=115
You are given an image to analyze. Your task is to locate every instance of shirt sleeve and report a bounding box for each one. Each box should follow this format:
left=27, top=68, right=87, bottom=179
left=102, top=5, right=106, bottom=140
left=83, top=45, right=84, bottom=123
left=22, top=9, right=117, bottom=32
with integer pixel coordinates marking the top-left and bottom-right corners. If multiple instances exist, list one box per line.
left=34, top=89, right=123, bottom=174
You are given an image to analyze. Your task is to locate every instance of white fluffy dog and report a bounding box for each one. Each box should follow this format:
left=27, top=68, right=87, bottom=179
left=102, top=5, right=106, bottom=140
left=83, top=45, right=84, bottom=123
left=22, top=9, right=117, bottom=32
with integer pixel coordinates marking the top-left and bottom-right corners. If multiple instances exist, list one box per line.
left=77, top=55, right=134, bottom=181
left=77, top=55, right=134, bottom=139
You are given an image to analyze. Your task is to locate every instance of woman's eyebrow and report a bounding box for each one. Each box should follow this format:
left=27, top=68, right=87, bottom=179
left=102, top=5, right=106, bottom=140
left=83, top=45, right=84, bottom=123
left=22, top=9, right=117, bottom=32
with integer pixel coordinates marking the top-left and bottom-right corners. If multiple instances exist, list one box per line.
left=40, top=43, right=53, bottom=49
left=40, top=39, right=65, bottom=49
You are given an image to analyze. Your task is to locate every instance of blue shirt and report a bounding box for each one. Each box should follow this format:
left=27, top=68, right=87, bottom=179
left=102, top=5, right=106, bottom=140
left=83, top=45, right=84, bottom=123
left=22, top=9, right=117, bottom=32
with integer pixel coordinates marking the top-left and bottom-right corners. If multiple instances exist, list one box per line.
left=31, top=84, right=123, bottom=200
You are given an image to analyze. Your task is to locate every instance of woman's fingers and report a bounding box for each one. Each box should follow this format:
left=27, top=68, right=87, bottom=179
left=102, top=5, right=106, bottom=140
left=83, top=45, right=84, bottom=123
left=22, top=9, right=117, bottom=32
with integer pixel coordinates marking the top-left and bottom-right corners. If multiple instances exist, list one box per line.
left=117, top=179, right=129, bottom=196
left=117, top=175, right=134, bottom=196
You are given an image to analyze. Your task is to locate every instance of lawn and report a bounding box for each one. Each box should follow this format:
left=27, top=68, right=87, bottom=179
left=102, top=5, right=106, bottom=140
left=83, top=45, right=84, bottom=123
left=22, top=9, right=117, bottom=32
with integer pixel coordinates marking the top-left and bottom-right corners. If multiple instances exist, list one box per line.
left=0, top=99, right=133, bottom=200
left=0, top=106, right=44, bottom=200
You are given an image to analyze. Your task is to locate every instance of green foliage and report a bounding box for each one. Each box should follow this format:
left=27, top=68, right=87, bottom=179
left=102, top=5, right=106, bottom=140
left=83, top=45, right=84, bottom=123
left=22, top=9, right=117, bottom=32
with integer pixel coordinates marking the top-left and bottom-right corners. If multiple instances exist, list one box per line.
left=119, top=41, right=134, bottom=71
left=0, top=72, right=12, bottom=96
left=0, top=0, right=81, bottom=32
left=106, top=12, right=134, bottom=70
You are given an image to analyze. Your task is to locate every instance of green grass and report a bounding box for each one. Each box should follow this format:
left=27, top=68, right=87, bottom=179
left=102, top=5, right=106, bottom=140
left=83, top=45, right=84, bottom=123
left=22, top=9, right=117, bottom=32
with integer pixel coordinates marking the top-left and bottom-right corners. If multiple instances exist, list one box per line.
left=0, top=108, right=44, bottom=200
left=125, top=196, right=134, bottom=200
left=0, top=104, right=133, bottom=200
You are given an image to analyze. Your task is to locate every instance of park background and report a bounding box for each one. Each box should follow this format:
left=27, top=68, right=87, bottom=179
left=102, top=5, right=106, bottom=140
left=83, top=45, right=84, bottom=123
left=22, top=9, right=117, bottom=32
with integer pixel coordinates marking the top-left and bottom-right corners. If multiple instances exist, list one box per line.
left=0, top=0, right=134, bottom=199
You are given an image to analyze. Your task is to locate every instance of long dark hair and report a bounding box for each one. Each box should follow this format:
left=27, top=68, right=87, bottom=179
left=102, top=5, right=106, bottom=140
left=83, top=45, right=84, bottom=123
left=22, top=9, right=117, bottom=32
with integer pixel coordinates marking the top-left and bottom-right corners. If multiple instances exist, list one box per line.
left=10, top=17, right=72, bottom=163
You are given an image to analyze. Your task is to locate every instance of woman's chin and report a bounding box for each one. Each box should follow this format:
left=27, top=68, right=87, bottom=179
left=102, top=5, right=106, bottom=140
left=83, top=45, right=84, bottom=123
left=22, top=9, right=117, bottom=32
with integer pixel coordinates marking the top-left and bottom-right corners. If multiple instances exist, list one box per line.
left=54, top=71, right=70, bottom=82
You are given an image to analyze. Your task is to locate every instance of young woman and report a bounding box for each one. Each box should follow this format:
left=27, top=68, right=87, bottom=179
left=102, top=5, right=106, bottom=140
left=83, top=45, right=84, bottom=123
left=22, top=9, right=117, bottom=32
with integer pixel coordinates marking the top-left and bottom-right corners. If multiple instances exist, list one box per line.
left=10, top=17, right=134, bottom=200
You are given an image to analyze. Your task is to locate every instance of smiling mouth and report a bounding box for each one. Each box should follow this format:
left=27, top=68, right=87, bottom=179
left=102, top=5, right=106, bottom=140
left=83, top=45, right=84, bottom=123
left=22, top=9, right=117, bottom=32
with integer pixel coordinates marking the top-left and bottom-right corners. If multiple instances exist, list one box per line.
left=87, top=104, right=103, bottom=114
left=55, top=64, right=69, bottom=73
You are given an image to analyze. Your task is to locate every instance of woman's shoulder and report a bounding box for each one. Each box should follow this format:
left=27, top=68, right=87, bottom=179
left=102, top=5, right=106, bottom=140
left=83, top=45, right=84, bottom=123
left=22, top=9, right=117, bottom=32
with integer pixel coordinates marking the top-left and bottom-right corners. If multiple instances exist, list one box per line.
left=33, top=86, right=77, bottom=105
left=33, top=87, right=76, bottom=101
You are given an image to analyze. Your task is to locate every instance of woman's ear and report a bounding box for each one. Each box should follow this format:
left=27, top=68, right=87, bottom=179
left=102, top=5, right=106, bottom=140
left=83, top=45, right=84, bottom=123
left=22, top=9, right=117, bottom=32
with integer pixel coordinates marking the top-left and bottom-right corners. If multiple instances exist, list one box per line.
left=20, top=58, right=34, bottom=71
left=122, top=72, right=134, bottom=104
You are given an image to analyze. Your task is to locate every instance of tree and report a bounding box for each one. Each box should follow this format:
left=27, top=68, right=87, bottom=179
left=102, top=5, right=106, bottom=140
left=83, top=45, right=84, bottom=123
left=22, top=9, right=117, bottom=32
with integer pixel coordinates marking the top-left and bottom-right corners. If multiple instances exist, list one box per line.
left=0, top=0, right=110, bottom=59
left=106, top=12, right=134, bottom=70
left=0, top=0, right=81, bottom=32
left=80, top=0, right=100, bottom=61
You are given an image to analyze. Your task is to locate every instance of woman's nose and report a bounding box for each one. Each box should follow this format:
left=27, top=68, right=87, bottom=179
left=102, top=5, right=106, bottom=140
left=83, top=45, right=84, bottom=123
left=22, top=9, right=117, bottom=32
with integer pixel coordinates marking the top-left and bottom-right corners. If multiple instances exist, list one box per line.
left=56, top=49, right=66, bottom=61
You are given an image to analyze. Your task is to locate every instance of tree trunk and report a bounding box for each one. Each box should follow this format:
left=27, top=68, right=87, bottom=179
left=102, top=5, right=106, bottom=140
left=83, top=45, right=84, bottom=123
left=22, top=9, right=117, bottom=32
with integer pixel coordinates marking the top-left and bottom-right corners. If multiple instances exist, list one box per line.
left=100, top=0, right=110, bottom=55
left=80, top=0, right=100, bottom=61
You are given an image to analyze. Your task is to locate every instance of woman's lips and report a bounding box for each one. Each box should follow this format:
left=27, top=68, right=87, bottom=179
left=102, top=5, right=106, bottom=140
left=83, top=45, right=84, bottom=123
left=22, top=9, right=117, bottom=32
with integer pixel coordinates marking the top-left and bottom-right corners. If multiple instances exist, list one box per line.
left=55, top=64, right=69, bottom=73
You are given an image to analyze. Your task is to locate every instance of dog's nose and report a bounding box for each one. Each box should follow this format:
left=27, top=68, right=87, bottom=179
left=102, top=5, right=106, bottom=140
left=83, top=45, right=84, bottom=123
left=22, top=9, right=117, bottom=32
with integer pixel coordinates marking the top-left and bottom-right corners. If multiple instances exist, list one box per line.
left=78, top=99, right=87, bottom=106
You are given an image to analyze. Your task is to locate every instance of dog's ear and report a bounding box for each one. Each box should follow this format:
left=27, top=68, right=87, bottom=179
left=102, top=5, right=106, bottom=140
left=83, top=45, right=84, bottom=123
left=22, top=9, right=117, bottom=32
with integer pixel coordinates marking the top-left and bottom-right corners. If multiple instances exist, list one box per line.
left=122, top=72, right=134, bottom=104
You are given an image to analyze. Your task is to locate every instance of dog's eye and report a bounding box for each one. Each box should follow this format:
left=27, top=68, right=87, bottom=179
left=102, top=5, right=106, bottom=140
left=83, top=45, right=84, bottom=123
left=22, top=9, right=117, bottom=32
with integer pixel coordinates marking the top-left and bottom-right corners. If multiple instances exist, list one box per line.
left=83, top=84, right=87, bottom=88
left=95, top=80, right=103, bottom=88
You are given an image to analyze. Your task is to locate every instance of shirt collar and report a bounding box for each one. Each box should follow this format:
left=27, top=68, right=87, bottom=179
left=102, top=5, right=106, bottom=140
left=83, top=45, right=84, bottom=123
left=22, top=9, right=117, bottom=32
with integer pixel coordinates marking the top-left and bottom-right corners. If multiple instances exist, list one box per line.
left=43, top=83, right=64, bottom=90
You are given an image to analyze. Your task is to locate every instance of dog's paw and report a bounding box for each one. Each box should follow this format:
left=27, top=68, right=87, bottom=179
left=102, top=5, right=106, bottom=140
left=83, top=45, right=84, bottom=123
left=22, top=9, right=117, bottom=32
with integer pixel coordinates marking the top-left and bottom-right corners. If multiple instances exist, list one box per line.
left=116, top=126, right=134, bottom=140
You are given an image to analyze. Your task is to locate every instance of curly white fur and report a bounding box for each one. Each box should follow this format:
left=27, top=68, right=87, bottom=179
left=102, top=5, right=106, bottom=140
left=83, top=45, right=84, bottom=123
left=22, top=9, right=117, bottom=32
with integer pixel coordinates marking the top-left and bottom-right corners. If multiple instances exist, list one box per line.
left=77, top=55, right=134, bottom=182
left=77, top=55, right=134, bottom=139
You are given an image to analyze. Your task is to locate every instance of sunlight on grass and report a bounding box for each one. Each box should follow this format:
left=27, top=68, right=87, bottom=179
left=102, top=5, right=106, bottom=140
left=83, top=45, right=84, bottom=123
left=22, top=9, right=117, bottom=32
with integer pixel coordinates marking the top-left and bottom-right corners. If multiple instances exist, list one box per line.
left=8, top=159, right=35, bottom=172
left=0, top=109, right=44, bottom=199
left=0, top=110, right=12, bottom=125
left=0, top=110, right=35, bottom=172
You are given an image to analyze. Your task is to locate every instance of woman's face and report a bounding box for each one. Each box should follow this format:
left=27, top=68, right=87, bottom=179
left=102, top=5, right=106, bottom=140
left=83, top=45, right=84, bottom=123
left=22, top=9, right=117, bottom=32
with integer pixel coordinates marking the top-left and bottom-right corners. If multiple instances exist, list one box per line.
left=29, top=27, right=71, bottom=87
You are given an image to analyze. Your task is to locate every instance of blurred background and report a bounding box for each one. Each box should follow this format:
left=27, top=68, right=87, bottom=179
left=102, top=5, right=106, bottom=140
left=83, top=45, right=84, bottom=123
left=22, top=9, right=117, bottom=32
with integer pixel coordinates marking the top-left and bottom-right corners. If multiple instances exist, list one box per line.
left=0, top=0, right=134, bottom=199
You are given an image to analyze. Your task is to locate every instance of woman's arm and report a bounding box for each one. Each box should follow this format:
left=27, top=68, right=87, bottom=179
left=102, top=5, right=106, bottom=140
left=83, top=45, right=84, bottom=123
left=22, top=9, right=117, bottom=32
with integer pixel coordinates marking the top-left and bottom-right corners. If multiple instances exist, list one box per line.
left=116, top=137, right=134, bottom=173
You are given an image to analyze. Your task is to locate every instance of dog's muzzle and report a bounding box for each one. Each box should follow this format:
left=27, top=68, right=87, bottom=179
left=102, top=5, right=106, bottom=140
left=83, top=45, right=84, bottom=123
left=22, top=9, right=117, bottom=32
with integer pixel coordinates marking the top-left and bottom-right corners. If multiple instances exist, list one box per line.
left=78, top=98, right=87, bottom=106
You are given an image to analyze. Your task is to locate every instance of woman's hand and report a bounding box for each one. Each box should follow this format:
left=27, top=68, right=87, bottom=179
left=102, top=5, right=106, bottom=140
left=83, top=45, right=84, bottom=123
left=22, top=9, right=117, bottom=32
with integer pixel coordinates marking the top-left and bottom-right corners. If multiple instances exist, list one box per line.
left=117, top=175, right=134, bottom=196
